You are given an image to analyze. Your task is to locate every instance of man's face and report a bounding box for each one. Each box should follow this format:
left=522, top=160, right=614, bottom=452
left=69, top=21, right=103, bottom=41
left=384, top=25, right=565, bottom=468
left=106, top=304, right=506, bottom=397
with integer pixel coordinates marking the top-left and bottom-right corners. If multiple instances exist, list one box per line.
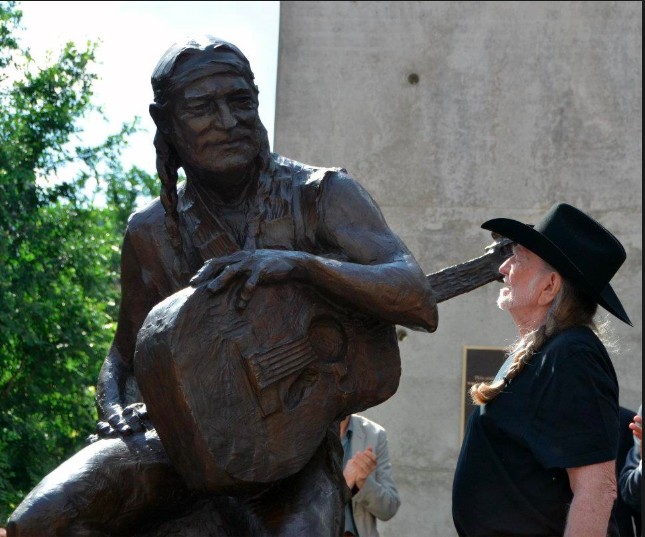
left=497, top=244, right=552, bottom=317
left=165, top=72, right=262, bottom=174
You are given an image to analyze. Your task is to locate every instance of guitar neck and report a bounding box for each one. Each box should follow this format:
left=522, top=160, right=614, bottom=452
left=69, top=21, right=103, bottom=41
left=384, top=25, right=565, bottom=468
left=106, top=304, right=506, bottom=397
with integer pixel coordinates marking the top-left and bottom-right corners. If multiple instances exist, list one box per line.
left=427, top=240, right=511, bottom=303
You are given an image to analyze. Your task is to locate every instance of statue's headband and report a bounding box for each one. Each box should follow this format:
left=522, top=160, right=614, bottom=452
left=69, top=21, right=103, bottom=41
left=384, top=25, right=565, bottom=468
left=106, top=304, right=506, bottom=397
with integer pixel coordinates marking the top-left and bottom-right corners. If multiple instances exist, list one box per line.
left=151, top=38, right=257, bottom=103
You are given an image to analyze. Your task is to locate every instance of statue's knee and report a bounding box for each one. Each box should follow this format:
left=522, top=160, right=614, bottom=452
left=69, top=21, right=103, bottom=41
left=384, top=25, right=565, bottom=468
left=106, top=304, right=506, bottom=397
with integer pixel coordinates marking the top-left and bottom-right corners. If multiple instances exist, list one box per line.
left=5, top=520, right=16, bottom=537
left=6, top=483, right=77, bottom=537
left=7, top=509, right=29, bottom=536
left=6, top=511, right=54, bottom=537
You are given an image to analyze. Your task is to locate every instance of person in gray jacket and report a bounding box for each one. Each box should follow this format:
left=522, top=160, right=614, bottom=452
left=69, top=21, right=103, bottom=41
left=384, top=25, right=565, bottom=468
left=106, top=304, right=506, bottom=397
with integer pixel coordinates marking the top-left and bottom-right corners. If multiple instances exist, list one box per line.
left=619, top=405, right=642, bottom=514
left=340, top=414, right=401, bottom=537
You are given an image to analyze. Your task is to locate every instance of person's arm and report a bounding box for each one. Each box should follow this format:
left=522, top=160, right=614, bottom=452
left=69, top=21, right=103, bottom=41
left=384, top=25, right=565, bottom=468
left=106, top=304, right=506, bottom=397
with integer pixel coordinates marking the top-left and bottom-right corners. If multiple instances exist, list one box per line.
left=95, top=230, right=158, bottom=436
left=525, top=339, right=620, bottom=536
left=619, top=443, right=642, bottom=512
left=629, top=412, right=642, bottom=455
left=564, top=460, right=617, bottom=537
left=192, top=171, right=437, bottom=332
left=619, top=412, right=642, bottom=512
left=349, top=429, right=401, bottom=521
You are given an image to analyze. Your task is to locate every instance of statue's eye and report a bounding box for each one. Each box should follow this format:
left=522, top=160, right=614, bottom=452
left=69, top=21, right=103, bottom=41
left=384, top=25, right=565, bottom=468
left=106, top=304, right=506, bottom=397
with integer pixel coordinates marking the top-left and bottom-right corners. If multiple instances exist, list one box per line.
left=229, top=94, right=256, bottom=109
left=185, top=100, right=213, bottom=113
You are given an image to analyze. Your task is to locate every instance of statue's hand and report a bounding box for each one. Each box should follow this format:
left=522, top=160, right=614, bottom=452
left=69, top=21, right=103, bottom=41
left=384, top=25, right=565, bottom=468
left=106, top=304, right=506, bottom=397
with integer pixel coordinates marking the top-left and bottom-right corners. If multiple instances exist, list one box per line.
left=94, top=402, right=151, bottom=439
left=190, top=251, right=251, bottom=287
left=190, top=250, right=304, bottom=309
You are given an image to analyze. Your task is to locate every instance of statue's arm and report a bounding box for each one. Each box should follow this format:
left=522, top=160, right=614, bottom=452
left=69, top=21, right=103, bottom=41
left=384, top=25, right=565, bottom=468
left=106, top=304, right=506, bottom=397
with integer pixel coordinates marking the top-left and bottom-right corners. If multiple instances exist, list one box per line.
left=305, top=171, right=437, bottom=332
left=96, top=230, right=155, bottom=435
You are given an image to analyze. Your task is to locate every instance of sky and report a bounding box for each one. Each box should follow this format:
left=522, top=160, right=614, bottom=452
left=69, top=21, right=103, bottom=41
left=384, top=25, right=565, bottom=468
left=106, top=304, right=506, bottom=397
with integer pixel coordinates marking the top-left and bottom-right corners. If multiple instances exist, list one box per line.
left=16, top=1, right=280, bottom=174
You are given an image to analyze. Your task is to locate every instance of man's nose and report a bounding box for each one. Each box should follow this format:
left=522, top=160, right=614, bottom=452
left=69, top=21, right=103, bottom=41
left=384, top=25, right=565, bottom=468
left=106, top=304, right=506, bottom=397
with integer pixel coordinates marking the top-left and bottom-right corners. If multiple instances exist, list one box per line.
left=212, top=101, right=238, bottom=130
left=498, top=257, right=511, bottom=276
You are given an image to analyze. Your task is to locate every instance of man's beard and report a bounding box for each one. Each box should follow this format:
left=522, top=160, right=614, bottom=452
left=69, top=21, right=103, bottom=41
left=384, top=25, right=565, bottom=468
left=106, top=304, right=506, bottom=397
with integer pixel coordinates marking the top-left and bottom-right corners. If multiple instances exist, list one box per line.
left=497, top=277, right=541, bottom=313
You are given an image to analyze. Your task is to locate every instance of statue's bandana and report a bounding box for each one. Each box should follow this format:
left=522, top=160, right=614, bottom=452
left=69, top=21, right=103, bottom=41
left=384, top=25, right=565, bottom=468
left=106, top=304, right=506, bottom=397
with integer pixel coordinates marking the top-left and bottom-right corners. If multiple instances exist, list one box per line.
left=153, top=44, right=257, bottom=102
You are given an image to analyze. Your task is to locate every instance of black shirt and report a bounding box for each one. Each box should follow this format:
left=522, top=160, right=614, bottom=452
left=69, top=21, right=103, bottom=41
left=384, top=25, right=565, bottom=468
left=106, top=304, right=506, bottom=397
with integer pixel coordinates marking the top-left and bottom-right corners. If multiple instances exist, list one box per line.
left=452, top=326, right=619, bottom=537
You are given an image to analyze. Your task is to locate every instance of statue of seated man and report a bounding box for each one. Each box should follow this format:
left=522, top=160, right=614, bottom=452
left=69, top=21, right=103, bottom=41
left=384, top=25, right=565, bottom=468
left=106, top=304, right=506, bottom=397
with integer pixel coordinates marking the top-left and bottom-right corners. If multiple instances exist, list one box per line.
left=7, top=36, right=437, bottom=537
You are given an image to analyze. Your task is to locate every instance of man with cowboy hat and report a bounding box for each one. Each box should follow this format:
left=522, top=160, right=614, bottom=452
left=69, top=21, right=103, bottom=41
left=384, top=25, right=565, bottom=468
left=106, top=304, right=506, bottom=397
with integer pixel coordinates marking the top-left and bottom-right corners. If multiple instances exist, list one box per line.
left=452, top=203, right=631, bottom=537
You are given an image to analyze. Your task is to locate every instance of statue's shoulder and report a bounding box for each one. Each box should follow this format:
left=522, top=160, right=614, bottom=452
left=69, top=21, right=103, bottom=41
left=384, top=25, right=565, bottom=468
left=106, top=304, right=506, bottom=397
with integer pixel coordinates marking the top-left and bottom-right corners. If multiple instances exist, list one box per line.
left=125, top=196, right=165, bottom=241
left=271, top=152, right=351, bottom=191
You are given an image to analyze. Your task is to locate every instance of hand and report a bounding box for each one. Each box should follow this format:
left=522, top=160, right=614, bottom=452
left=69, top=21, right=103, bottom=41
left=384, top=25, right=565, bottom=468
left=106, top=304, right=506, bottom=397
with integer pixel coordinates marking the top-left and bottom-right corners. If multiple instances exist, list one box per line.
left=343, top=446, right=377, bottom=490
left=629, top=414, right=642, bottom=458
left=190, top=250, right=305, bottom=309
left=94, top=402, right=151, bottom=439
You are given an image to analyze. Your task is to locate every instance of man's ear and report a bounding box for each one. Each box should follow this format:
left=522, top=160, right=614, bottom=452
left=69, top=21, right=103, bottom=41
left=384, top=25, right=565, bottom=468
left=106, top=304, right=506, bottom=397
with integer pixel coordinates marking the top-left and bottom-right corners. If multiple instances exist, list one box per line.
left=149, top=103, right=171, bottom=135
left=537, top=271, right=562, bottom=307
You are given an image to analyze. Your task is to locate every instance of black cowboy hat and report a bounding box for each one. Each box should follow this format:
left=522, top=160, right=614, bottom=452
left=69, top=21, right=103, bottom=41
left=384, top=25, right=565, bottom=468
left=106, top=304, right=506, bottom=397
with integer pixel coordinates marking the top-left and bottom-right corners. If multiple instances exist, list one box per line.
left=481, top=203, right=632, bottom=326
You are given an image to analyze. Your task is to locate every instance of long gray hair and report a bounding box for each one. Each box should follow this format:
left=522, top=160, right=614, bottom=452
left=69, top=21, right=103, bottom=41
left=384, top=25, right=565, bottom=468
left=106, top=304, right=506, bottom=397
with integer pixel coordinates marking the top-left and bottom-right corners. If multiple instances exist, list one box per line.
left=470, top=274, right=599, bottom=405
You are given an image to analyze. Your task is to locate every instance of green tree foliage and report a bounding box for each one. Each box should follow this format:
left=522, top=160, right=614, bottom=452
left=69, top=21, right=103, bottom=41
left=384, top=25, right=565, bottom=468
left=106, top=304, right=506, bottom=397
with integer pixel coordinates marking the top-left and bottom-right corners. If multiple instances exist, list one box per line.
left=0, top=1, right=157, bottom=520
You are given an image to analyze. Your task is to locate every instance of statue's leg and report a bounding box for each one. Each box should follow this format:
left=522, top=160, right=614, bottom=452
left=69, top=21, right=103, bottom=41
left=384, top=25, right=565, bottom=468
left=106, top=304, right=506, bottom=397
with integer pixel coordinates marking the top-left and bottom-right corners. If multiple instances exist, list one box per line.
left=7, top=431, right=192, bottom=537
left=240, top=426, right=349, bottom=537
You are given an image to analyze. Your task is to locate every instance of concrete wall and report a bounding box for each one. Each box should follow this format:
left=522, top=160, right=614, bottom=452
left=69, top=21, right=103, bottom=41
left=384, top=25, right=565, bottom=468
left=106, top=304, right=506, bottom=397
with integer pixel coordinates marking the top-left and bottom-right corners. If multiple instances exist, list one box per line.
left=274, top=2, right=642, bottom=535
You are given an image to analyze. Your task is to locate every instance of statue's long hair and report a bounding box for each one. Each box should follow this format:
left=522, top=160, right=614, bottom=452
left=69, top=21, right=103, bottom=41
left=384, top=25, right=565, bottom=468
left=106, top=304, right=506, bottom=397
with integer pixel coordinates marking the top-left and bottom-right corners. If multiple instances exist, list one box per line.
left=470, top=272, right=600, bottom=405
left=150, top=37, right=271, bottom=263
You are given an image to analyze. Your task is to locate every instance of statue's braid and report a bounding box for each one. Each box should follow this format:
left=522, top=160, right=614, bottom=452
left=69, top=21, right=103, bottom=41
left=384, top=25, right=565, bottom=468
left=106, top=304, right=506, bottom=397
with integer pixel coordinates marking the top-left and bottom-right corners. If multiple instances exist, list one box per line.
left=154, top=130, right=182, bottom=253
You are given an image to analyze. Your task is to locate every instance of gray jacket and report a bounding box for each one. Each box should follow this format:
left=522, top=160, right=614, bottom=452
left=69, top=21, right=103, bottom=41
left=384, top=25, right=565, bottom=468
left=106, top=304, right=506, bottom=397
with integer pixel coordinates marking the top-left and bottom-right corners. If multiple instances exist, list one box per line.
left=347, top=415, right=401, bottom=537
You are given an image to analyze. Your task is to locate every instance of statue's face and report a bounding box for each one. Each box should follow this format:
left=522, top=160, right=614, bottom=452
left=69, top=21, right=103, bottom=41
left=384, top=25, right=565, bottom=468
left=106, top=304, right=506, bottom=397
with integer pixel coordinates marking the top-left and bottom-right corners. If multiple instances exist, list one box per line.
left=166, top=72, right=262, bottom=174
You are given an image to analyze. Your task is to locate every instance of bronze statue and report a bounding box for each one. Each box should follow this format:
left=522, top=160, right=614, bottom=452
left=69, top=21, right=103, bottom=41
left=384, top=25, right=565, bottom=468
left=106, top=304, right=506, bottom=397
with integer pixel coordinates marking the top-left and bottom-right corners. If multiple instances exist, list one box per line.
left=7, top=37, right=509, bottom=537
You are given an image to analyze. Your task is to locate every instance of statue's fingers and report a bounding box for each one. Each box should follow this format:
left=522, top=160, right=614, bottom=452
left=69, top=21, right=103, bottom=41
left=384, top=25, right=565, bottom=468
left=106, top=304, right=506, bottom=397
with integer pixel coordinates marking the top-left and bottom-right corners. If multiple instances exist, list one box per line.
left=96, top=421, right=116, bottom=438
left=107, top=412, right=122, bottom=426
left=208, top=251, right=250, bottom=271
left=206, top=266, right=242, bottom=294
left=193, top=252, right=253, bottom=286
left=116, top=421, right=133, bottom=436
left=124, top=415, right=145, bottom=433
left=134, top=403, right=149, bottom=421
left=131, top=405, right=151, bottom=431
left=107, top=413, right=133, bottom=436
left=96, top=421, right=110, bottom=435
left=191, top=260, right=221, bottom=286
left=120, top=407, right=144, bottom=432
left=237, top=271, right=261, bottom=309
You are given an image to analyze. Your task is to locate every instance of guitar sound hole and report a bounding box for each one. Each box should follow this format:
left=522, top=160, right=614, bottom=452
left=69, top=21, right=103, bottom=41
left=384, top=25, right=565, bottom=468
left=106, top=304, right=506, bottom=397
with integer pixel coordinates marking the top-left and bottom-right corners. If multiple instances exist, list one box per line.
left=307, top=317, right=347, bottom=363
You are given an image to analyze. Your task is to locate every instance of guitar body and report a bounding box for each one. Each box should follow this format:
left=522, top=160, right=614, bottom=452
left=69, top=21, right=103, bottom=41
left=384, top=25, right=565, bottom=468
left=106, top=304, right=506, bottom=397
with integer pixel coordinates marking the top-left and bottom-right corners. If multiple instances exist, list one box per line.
left=133, top=281, right=400, bottom=491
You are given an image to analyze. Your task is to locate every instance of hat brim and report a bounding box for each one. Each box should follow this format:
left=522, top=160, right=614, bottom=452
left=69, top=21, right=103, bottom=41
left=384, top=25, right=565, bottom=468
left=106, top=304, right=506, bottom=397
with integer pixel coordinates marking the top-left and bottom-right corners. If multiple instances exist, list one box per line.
left=482, top=218, right=632, bottom=326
